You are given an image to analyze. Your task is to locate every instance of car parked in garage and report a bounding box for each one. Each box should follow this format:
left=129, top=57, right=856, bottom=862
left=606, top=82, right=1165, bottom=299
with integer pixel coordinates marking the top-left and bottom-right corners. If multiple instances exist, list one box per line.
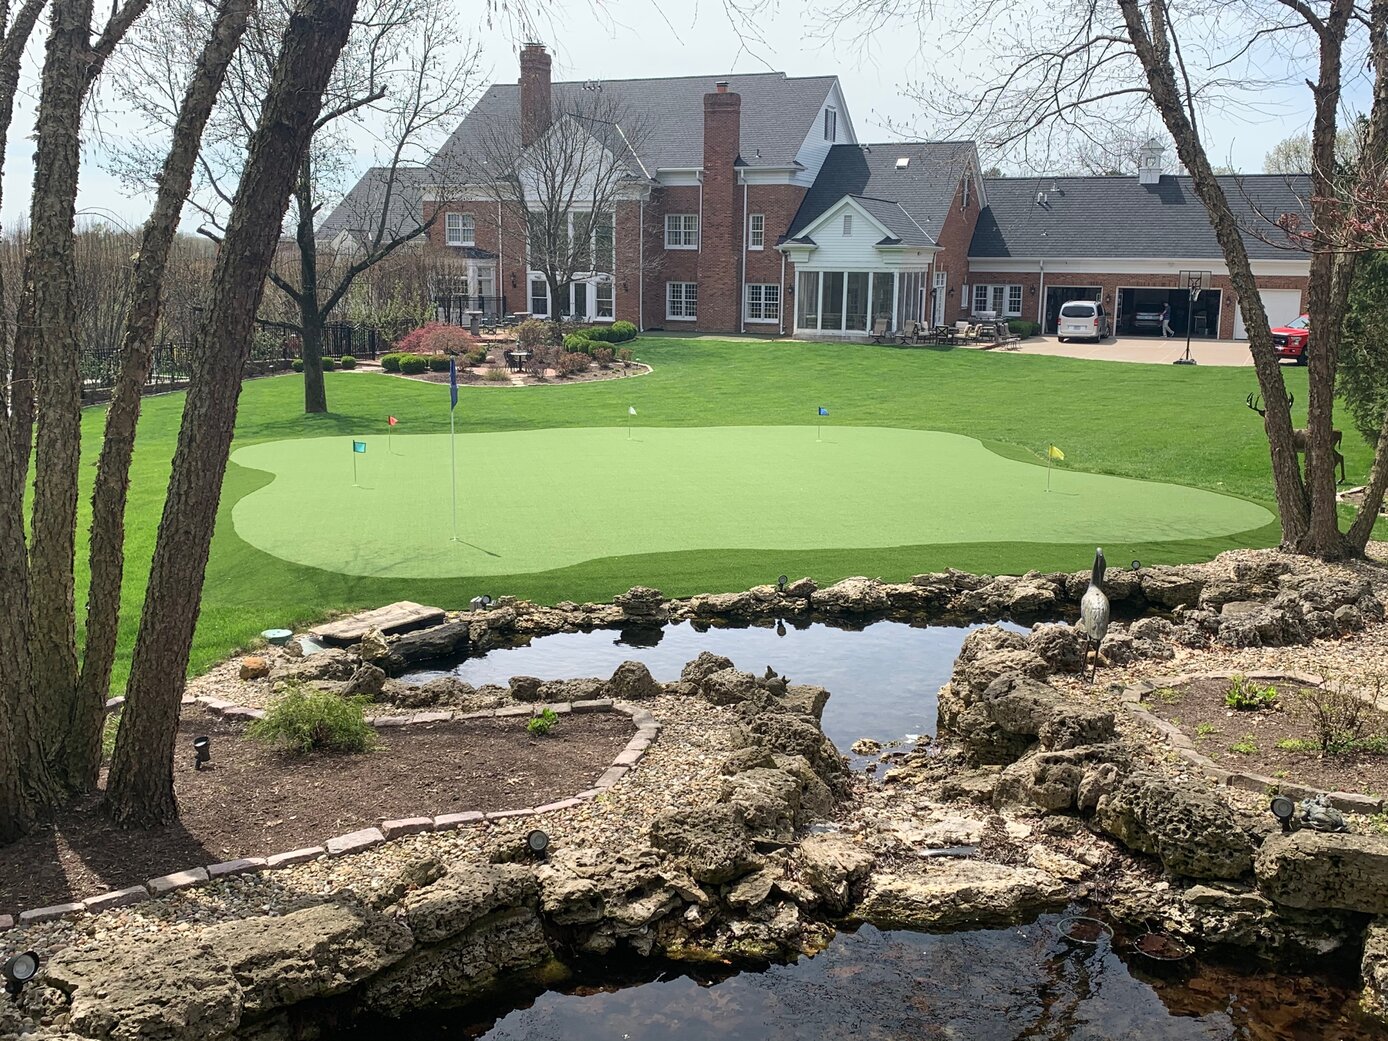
left=1269, top=314, right=1309, bottom=365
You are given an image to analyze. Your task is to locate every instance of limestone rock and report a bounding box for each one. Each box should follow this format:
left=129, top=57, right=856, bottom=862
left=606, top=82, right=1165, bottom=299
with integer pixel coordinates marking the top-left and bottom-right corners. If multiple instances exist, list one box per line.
left=1255, top=831, right=1388, bottom=914
left=649, top=803, right=759, bottom=884
left=239, top=656, right=270, bottom=681
left=604, top=660, right=662, bottom=700
left=1094, top=773, right=1254, bottom=880
left=341, top=664, right=386, bottom=698
left=388, top=675, right=477, bottom=709
left=994, top=746, right=1124, bottom=813
left=719, top=768, right=800, bottom=841
left=1217, top=600, right=1300, bottom=648
left=537, top=677, right=604, bottom=703
left=783, top=576, right=817, bottom=598
left=273, top=647, right=357, bottom=683
left=509, top=675, right=544, bottom=702
left=681, top=651, right=735, bottom=685
left=614, top=585, right=664, bottom=617
left=810, top=577, right=889, bottom=614
left=796, top=833, right=874, bottom=913
left=736, top=712, right=847, bottom=790
left=398, top=864, right=539, bottom=944
left=358, top=627, right=390, bottom=664
left=719, top=746, right=778, bottom=775
left=855, top=863, right=1068, bottom=930
left=700, top=668, right=764, bottom=707
left=1363, top=919, right=1388, bottom=1020
left=1140, top=567, right=1206, bottom=610
left=783, top=684, right=830, bottom=721
left=1026, top=623, right=1084, bottom=673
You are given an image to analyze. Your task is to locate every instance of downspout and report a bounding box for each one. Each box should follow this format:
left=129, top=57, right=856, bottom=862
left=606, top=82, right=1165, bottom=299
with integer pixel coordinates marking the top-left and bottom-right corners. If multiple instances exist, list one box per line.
left=639, top=197, right=645, bottom=331
left=1036, top=259, right=1045, bottom=329
left=498, top=198, right=504, bottom=316
left=740, top=179, right=748, bottom=335
left=779, top=249, right=786, bottom=336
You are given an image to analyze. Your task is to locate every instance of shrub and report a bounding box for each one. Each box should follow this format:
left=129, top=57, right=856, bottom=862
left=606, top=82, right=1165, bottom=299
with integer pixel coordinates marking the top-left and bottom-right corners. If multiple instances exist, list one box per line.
left=248, top=684, right=376, bottom=754
left=291, top=358, right=304, bottom=372
left=427, top=354, right=451, bottom=372
left=1007, top=319, right=1042, bottom=337
left=1229, top=735, right=1259, bottom=755
left=1295, top=684, right=1367, bottom=754
left=515, top=318, right=555, bottom=349
left=526, top=707, right=559, bottom=737
left=467, top=346, right=490, bottom=366
left=381, top=353, right=404, bottom=372
left=610, top=319, right=638, bottom=342
left=321, top=356, right=336, bottom=371
left=483, top=366, right=510, bottom=382
left=617, top=347, right=633, bottom=364
left=340, top=355, right=357, bottom=369
left=555, top=351, right=591, bottom=377
left=1225, top=675, right=1279, bottom=711
left=399, top=355, right=429, bottom=375
left=564, top=332, right=598, bottom=353
left=1275, top=737, right=1319, bottom=752
left=593, top=346, right=614, bottom=369
left=393, top=321, right=478, bottom=356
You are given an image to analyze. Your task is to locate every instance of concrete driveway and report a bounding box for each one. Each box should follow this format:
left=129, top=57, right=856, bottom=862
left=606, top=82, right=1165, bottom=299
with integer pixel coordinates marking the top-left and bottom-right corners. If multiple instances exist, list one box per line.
left=987, top=335, right=1280, bottom=367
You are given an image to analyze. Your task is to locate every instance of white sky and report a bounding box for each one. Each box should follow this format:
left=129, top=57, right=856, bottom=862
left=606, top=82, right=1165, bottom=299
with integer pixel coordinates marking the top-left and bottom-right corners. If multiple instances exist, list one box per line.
left=0, top=0, right=1354, bottom=233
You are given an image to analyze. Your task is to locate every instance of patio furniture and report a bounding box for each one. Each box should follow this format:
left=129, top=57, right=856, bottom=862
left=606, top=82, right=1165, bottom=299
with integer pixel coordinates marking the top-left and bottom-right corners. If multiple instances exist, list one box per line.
left=869, top=317, right=891, bottom=344
left=896, top=320, right=923, bottom=345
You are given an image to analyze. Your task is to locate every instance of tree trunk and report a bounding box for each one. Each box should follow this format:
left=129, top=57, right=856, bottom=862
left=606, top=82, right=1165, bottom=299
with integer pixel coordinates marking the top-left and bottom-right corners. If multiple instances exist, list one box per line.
left=296, top=159, right=328, bottom=414
left=21, top=0, right=98, bottom=792
left=104, top=0, right=359, bottom=828
left=71, top=0, right=252, bottom=792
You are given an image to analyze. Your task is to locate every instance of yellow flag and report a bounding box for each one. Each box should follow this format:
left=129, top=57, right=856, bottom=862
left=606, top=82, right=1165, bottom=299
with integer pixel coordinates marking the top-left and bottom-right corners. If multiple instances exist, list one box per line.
left=1048, top=444, right=1065, bottom=461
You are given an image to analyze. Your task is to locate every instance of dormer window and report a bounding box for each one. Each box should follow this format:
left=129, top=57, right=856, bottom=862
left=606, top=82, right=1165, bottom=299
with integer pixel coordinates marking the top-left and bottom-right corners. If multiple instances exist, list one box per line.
left=824, top=107, right=837, bottom=142
left=896, top=157, right=910, bottom=169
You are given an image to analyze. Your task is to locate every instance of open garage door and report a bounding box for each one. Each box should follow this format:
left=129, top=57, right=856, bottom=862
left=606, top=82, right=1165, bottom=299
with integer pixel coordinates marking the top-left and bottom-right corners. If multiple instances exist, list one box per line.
left=1234, top=288, right=1303, bottom=340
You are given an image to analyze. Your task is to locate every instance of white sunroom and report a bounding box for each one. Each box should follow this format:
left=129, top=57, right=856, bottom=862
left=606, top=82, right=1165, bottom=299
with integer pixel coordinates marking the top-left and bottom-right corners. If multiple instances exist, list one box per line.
left=778, top=196, right=938, bottom=339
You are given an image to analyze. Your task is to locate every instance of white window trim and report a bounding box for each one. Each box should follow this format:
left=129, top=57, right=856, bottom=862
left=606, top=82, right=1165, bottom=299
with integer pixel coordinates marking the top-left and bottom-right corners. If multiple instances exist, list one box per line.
left=666, top=281, right=698, bottom=321
left=445, top=212, right=475, bottom=247
left=748, top=213, right=764, bottom=251
left=842, top=214, right=853, bottom=236
left=971, top=282, right=1024, bottom=318
left=594, top=279, right=616, bottom=322
left=744, top=283, right=780, bottom=324
left=824, top=107, right=837, bottom=142
left=665, top=213, right=699, bottom=250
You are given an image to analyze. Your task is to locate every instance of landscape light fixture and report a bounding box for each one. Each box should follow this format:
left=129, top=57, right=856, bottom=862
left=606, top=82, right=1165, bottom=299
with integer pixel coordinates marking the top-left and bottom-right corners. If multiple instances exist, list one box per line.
left=193, top=735, right=211, bottom=770
left=3, top=951, right=39, bottom=997
left=1130, top=560, right=1142, bottom=572
left=526, top=830, right=550, bottom=857
left=777, top=574, right=789, bottom=593
left=1270, top=796, right=1297, bottom=832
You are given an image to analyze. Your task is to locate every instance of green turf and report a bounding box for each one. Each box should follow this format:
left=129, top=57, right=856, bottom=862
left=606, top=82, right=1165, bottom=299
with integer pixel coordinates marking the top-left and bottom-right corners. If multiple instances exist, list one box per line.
left=231, top=426, right=1273, bottom=579
left=63, top=337, right=1383, bottom=691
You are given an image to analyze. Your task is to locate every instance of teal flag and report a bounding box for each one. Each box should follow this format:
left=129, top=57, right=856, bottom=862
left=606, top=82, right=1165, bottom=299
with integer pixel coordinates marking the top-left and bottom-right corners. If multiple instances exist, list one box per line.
left=352, top=440, right=367, bottom=454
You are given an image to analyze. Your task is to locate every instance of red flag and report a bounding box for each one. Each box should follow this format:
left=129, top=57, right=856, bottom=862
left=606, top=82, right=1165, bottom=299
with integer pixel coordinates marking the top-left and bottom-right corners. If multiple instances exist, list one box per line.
left=387, top=415, right=397, bottom=426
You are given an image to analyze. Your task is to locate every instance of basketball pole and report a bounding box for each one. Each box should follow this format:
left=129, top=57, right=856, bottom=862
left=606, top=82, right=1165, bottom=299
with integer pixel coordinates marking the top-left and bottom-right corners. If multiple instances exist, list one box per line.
left=1174, top=270, right=1202, bottom=365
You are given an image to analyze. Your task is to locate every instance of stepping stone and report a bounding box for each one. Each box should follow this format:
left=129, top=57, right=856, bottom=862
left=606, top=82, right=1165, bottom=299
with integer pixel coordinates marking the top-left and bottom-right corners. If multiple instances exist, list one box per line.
left=266, top=846, right=325, bottom=869
left=327, top=827, right=386, bottom=856
left=312, top=601, right=446, bottom=646
left=84, top=886, right=150, bottom=912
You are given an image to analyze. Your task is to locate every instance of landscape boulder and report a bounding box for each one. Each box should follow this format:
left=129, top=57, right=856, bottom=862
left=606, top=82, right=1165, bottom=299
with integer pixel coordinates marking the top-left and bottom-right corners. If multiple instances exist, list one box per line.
left=681, top=651, right=735, bottom=685
left=1255, top=830, right=1388, bottom=914
left=614, top=586, right=664, bottom=617
left=795, top=833, right=875, bottom=913
left=1026, top=623, right=1085, bottom=673
left=341, top=664, right=386, bottom=698
left=648, top=803, right=759, bottom=884
left=604, top=660, right=662, bottom=700
left=239, top=656, right=270, bottom=681
left=1094, top=773, right=1254, bottom=880
left=855, top=863, right=1068, bottom=930
left=1138, top=566, right=1206, bottom=610
left=396, top=864, right=539, bottom=943
left=508, top=675, right=545, bottom=702
left=993, top=746, right=1125, bottom=813
left=273, top=647, right=357, bottom=683
left=810, top=577, right=889, bottom=614
left=718, top=768, right=801, bottom=841
left=357, top=627, right=390, bottom=664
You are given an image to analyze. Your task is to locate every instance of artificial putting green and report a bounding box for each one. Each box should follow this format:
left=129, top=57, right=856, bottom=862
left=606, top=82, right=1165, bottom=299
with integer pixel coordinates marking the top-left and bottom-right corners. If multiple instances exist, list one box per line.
left=230, top=426, right=1273, bottom=580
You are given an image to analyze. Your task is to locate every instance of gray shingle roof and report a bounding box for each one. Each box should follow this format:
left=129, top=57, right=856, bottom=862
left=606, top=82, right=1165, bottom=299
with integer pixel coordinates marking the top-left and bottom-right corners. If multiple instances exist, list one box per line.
left=786, top=141, right=978, bottom=246
left=970, top=174, right=1311, bottom=260
left=431, top=72, right=839, bottom=176
left=316, top=166, right=432, bottom=244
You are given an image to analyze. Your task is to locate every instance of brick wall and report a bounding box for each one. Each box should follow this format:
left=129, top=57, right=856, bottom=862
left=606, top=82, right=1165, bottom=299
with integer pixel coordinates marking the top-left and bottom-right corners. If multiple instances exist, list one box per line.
left=697, top=84, right=743, bottom=333
left=423, top=199, right=528, bottom=311
left=743, top=184, right=805, bottom=334
left=933, top=173, right=982, bottom=323
left=641, top=185, right=701, bottom=329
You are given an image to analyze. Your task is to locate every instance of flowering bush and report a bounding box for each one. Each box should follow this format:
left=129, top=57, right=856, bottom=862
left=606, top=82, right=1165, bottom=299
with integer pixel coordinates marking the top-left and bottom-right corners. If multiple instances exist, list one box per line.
left=392, top=321, right=478, bottom=355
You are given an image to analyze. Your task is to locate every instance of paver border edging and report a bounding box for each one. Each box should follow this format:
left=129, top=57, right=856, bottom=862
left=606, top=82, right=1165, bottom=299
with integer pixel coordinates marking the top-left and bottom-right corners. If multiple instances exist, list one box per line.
left=1120, top=670, right=1385, bottom=816
left=1, top=695, right=659, bottom=929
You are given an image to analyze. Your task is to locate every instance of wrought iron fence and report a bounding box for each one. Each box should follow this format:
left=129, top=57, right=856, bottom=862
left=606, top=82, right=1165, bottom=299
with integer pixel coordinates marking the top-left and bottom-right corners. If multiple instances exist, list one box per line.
left=79, top=341, right=195, bottom=396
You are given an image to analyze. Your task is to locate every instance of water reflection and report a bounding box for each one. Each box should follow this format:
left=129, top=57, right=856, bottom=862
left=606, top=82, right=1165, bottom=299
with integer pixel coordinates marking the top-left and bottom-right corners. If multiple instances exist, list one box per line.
left=406, top=619, right=1026, bottom=763
left=342, top=918, right=1372, bottom=1040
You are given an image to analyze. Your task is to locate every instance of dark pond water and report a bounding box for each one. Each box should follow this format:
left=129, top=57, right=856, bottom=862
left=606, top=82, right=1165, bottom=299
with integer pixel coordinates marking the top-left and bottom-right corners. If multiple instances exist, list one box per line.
left=342, top=917, right=1375, bottom=1040
left=405, top=619, right=1025, bottom=766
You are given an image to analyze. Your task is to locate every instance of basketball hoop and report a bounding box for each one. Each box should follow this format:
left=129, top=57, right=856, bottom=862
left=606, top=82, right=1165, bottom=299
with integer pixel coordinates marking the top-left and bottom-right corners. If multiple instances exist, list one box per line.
left=1173, top=270, right=1211, bottom=366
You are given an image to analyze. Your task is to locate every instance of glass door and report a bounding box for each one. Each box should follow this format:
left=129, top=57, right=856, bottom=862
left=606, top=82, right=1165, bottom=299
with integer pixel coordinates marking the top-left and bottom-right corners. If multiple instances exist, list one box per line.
left=846, top=272, right=869, bottom=332
left=573, top=282, right=589, bottom=320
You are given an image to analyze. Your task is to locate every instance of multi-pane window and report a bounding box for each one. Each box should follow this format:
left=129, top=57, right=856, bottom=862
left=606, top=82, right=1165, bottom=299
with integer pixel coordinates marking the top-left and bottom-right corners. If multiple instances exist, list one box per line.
left=667, top=282, right=697, bottom=320
left=824, top=107, right=837, bottom=141
left=665, top=213, right=699, bottom=249
left=748, top=213, right=764, bottom=250
left=594, top=211, right=615, bottom=270
left=960, top=284, right=969, bottom=311
left=530, top=277, right=548, bottom=316
left=596, top=280, right=615, bottom=319
left=745, top=283, right=780, bottom=323
left=445, top=212, right=474, bottom=246
left=972, top=283, right=1024, bottom=317
left=973, top=284, right=989, bottom=314
left=1007, top=285, right=1023, bottom=316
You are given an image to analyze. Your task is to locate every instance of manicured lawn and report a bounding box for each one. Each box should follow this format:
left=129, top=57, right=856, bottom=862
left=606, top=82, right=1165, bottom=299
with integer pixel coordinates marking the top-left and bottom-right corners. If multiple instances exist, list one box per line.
left=78, top=336, right=1374, bottom=690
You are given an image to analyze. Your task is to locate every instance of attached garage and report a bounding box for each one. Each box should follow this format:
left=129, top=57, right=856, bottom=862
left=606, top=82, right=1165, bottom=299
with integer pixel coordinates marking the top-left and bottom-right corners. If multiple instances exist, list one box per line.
left=1233, top=288, right=1303, bottom=340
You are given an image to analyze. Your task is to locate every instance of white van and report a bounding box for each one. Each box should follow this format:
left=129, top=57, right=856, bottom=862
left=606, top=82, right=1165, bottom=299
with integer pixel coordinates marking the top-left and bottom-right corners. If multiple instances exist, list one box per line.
left=1057, top=300, right=1110, bottom=343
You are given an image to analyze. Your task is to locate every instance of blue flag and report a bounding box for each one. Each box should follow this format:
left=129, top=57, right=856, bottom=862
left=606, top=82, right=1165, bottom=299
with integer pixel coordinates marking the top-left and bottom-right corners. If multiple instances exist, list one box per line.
left=352, top=440, right=366, bottom=454
left=449, top=357, right=458, bottom=411
left=818, top=407, right=829, bottom=417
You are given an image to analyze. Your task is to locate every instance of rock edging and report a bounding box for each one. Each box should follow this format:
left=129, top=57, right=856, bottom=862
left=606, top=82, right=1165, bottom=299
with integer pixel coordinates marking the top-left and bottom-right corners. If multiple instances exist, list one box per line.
left=8, top=696, right=660, bottom=928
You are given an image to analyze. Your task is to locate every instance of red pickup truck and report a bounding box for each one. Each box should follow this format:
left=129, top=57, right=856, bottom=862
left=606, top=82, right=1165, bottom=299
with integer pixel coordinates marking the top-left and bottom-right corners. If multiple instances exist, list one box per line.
left=1270, top=314, right=1309, bottom=365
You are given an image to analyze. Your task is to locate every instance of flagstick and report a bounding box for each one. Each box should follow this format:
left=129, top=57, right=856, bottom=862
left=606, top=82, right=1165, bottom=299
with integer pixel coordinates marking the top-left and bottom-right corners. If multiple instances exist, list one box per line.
left=450, top=407, right=459, bottom=542
left=627, top=413, right=632, bottom=440
left=352, top=448, right=359, bottom=488
left=1047, top=445, right=1052, bottom=492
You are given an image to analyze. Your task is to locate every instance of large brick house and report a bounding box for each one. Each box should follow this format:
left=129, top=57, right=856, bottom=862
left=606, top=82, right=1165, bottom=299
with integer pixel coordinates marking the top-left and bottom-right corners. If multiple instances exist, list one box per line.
left=320, top=45, right=1310, bottom=341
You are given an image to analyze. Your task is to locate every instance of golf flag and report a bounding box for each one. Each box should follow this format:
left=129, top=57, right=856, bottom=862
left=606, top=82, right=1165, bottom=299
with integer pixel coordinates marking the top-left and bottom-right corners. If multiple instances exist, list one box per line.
left=448, top=358, right=458, bottom=411
left=629, top=406, right=637, bottom=416
left=1048, top=444, right=1065, bottom=461
left=387, top=415, right=397, bottom=427
left=818, top=407, right=829, bottom=416
left=352, top=440, right=366, bottom=454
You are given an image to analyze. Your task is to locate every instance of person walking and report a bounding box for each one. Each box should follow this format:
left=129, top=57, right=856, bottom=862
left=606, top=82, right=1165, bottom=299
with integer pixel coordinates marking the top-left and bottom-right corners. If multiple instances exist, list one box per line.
left=1160, top=302, right=1175, bottom=338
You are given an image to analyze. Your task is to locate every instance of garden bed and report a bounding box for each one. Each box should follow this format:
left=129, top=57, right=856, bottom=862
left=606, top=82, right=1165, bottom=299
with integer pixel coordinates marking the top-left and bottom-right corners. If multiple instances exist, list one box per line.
left=0, top=707, right=632, bottom=912
left=1144, top=674, right=1388, bottom=798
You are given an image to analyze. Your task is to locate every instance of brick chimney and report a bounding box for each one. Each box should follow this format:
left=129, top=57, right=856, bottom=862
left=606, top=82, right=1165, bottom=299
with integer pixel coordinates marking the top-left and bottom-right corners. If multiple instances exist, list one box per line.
left=698, top=81, right=743, bottom=332
left=519, top=42, right=552, bottom=149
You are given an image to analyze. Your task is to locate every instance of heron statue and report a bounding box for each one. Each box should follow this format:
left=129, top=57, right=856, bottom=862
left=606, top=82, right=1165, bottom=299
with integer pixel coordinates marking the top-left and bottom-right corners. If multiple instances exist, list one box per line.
left=1078, top=547, right=1109, bottom=682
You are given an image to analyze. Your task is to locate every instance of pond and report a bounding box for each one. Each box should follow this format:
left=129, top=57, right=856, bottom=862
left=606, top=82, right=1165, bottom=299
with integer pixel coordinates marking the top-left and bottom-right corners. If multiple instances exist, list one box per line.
left=404, top=618, right=1026, bottom=768
left=339, top=916, right=1375, bottom=1040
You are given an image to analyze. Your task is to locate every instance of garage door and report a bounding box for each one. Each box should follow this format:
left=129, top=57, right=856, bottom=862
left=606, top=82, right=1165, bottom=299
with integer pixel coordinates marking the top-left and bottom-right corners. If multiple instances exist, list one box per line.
left=1233, top=288, right=1303, bottom=340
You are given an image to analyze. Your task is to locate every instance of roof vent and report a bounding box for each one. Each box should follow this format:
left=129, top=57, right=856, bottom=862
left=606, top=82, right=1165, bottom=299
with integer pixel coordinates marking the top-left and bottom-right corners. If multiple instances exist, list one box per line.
left=896, top=157, right=910, bottom=169
left=1036, top=191, right=1048, bottom=205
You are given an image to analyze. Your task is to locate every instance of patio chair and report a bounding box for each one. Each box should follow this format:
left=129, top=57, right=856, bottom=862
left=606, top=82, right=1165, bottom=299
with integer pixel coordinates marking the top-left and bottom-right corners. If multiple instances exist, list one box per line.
left=869, top=317, right=891, bottom=344
left=896, top=319, right=922, bottom=345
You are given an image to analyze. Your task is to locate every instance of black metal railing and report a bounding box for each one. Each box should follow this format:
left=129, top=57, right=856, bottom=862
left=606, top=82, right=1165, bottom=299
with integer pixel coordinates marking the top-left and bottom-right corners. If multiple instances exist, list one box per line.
left=434, top=295, right=506, bottom=323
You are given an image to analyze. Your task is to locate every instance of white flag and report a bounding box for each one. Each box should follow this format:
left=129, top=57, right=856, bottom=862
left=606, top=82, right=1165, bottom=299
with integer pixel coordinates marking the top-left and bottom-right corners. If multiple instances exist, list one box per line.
left=628, top=406, right=637, bottom=416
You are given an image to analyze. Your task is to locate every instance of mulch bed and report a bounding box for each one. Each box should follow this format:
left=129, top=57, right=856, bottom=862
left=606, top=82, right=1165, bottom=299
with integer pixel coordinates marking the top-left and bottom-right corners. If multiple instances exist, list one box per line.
left=1147, top=676, right=1388, bottom=796
left=0, top=708, right=632, bottom=913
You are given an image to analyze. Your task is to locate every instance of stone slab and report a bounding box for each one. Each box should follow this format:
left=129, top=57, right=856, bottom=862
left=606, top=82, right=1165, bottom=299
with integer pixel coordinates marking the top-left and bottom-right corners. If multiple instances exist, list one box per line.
left=595, top=765, right=628, bottom=788
left=367, top=715, right=412, bottom=727
left=326, top=827, right=386, bottom=857
left=1327, top=791, right=1384, bottom=815
left=535, top=798, right=583, bottom=813
left=382, top=817, right=433, bottom=839
left=613, top=748, right=644, bottom=768
left=636, top=726, right=660, bottom=742
left=626, top=737, right=652, bottom=753
left=485, top=808, right=535, bottom=821
left=266, top=846, right=325, bottom=869
left=0, top=914, right=12, bottom=930
left=311, top=601, right=446, bottom=645
left=541, top=703, right=573, bottom=715
left=454, top=710, right=495, bottom=720
left=148, top=867, right=210, bottom=895
left=221, top=707, right=265, bottom=722
left=571, top=699, right=614, bottom=713
left=207, top=857, right=267, bottom=879
left=629, top=710, right=658, bottom=729
left=494, top=705, right=533, bottom=717
left=20, top=902, right=84, bottom=924
left=83, top=886, right=150, bottom=912
left=409, top=711, right=453, bottom=724
left=433, top=811, right=485, bottom=831
left=198, top=696, right=235, bottom=714
left=573, top=788, right=604, bottom=800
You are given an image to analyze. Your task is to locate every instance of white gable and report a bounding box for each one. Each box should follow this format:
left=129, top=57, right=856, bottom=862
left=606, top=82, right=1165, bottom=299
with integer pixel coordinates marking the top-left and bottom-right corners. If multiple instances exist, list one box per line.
left=791, top=80, right=856, bottom=188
